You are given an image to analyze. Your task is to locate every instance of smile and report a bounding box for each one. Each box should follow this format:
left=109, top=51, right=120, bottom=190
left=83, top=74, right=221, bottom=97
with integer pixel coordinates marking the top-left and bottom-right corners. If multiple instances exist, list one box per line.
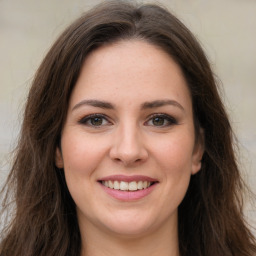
left=98, top=175, right=158, bottom=201
left=101, top=180, right=152, bottom=191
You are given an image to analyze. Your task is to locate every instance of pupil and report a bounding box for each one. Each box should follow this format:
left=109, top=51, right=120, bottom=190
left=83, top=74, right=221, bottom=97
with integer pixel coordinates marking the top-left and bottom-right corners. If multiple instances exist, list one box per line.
left=153, top=117, right=164, bottom=126
left=91, top=117, right=102, bottom=126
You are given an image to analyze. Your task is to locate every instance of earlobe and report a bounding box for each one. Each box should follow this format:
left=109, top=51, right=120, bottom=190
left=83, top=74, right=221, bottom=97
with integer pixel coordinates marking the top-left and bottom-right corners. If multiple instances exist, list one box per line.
left=191, top=160, right=202, bottom=175
left=55, top=147, right=64, bottom=168
left=191, top=128, right=204, bottom=175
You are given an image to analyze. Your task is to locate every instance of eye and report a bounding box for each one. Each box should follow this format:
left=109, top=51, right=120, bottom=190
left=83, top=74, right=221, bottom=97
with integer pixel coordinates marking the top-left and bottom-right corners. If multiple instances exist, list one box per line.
left=79, top=114, right=111, bottom=127
left=145, top=114, right=177, bottom=127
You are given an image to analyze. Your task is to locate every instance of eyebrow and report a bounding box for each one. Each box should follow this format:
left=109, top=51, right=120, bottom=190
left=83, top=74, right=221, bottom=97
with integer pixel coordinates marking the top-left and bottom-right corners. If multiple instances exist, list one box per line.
left=72, top=99, right=184, bottom=111
left=72, top=99, right=115, bottom=111
left=141, top=99, right=184, bottom=111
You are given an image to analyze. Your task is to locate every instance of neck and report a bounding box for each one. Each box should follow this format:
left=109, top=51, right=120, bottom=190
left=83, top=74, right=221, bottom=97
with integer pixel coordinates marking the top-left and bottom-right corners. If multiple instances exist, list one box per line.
left=79, top=218, right=180, bottom=256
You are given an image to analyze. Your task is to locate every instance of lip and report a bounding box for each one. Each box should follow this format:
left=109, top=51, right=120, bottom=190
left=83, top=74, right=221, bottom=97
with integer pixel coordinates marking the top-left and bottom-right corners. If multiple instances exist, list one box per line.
left=99, top=182, right=157, bottom=201
left=98, top=175, right=158, bottom=201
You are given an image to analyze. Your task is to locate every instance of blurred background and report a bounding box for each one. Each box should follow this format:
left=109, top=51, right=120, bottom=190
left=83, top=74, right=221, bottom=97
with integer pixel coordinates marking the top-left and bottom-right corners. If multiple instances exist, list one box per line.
left=0, top=0, right=255, bottom=222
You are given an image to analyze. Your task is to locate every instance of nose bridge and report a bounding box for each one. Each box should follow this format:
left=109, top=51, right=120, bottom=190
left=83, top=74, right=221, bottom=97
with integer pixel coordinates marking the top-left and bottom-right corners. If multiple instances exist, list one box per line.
left=110, top=120, right=148, bottom=165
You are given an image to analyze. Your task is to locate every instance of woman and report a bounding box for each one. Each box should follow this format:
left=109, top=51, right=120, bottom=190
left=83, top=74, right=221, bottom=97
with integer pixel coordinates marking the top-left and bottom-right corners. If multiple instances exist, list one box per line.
left=0, top=1, right=255, bottom=255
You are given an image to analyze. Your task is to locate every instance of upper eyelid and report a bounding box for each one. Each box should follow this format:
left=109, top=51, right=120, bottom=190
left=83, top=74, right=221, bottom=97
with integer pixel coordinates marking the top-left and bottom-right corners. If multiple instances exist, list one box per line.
left=78, top=113, right=111, bottom=124
left=78, top=112, right=177, bottom=124
left=147, top=113, right=171, bottom=118
left=145, top=113, right=178, bottom=125
left=146, top=113, right=177, bottom=121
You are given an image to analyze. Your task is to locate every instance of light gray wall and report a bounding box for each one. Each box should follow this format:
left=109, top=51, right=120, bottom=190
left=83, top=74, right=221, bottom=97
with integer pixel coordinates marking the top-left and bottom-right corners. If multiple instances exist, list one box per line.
left=1, top=0, right=255, bottom=221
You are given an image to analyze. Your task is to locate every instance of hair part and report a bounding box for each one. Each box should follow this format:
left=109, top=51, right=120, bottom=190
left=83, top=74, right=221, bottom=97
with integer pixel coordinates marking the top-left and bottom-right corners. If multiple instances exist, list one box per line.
left=1, top=1, right=255, bottom=255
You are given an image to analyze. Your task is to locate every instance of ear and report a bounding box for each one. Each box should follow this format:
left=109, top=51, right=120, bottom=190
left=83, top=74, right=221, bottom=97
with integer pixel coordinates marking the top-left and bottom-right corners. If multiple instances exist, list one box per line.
left=191, top=128, right=204, bottom=175
left=55, top=147, right=64, bottom=168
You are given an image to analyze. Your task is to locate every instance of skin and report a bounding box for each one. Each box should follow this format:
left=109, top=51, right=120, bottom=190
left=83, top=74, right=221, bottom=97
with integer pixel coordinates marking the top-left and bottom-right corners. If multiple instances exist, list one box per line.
left=56, top=40, right=204, bottom=256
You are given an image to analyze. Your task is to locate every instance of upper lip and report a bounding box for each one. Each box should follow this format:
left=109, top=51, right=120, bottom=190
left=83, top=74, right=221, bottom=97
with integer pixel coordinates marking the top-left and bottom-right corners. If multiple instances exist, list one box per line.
left=98, top=175, right=158, bottom=182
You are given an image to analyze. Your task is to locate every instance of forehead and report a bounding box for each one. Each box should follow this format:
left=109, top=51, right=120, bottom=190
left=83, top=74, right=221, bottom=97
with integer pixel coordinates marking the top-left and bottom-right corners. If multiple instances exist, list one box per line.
left=69, top=40, right=191, bottom=110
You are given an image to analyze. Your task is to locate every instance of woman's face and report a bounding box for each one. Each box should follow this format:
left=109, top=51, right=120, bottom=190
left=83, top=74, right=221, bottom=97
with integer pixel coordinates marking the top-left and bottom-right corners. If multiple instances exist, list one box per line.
left=56, top=40, right=204, bottom=238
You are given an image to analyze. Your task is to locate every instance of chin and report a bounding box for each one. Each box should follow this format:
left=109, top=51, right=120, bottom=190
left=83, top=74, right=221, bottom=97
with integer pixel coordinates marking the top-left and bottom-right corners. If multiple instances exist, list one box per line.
left=100, top=213, right=159, bottom=238
left=106, top=223, right=153, bottom=238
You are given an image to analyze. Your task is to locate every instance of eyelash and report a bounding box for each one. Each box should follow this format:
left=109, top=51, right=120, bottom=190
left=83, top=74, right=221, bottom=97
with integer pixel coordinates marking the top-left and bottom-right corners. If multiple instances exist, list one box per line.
left=145, top=113, right=177, bottom=127
left=78, top=114, right=111, bottom=127
left=78, top=113, right=177, bottom=128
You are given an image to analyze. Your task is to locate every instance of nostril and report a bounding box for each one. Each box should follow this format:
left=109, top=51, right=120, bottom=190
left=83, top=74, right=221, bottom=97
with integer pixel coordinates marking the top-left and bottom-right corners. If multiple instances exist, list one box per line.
left=109, top=141, right=149, bottom=166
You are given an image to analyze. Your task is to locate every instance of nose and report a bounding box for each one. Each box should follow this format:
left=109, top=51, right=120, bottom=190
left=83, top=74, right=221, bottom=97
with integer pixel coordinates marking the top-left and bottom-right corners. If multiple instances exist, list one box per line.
left=109, top=124, right=148, bottom=166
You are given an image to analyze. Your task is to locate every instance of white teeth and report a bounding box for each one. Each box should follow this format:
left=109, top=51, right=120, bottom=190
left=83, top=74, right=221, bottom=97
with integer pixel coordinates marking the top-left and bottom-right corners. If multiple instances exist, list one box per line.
left=108, top=180, right=114, bottom=189
left=120, top=181, right=129, bottom=191
left=137, top=181, right=143, bottom=189
left=102, top=180, right=153, bottom=191
left=129, top=181, right=137, bottom=191
left=114, top=181, right=120, bottom=190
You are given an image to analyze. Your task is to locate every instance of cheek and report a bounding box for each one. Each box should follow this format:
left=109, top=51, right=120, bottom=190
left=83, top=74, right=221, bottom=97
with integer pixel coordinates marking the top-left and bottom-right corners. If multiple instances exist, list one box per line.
left=60, top=133, right=109, bottom=210
left=155, top=136, right=193, bottom=205
left=152, top=132, right=195, bottom=172
left=61, top=132, right=108, bottom=179
left=151, top=132, right=194, bottom=197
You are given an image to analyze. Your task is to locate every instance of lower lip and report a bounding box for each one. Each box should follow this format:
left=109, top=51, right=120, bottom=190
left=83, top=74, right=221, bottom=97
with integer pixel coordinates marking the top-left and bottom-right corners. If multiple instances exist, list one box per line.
left=100, top=183, right=157, bottom=201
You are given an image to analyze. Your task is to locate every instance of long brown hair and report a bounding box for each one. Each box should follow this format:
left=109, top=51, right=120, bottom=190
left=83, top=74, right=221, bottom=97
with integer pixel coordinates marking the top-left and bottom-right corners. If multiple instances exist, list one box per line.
left=1, top=1, right=255, bottom=255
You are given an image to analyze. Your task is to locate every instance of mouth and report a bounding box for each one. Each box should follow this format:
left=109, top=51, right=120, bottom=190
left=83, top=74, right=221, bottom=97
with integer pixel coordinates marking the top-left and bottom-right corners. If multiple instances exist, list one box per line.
left=98, top=175, right=158, bottom=201
left=98, top=175, right=158, bottom=192
left=100, top=180, right=156, bottom=191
